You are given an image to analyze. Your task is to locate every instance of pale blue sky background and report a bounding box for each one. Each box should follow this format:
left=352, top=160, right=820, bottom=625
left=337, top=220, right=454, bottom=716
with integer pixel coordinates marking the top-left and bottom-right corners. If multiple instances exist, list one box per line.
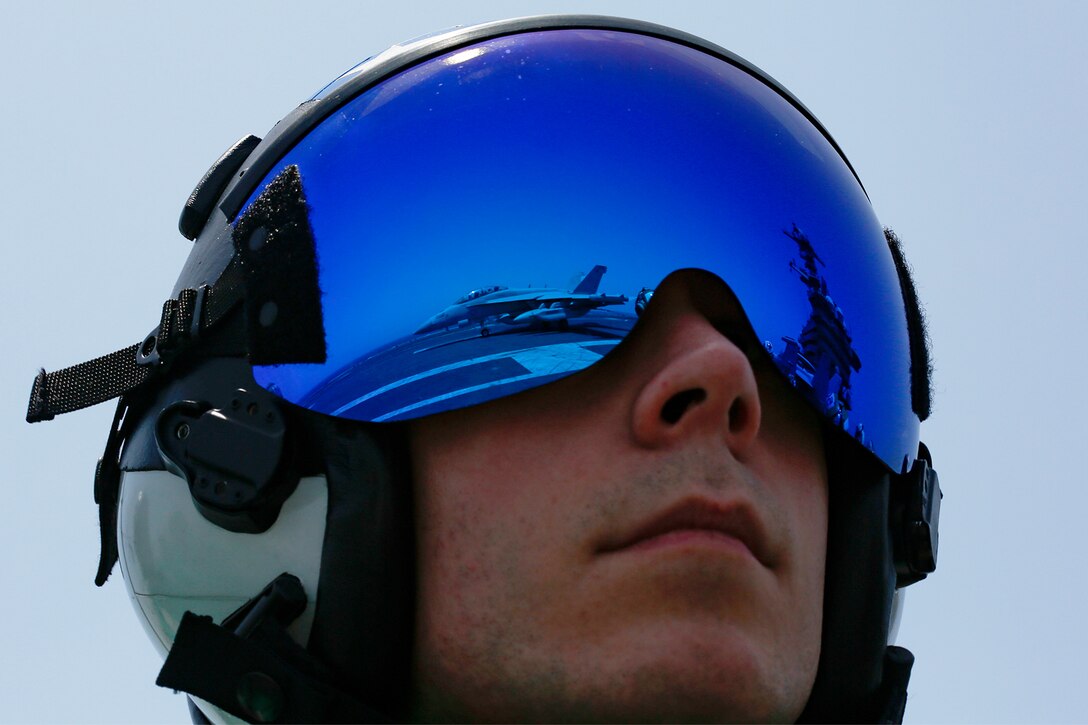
left=2, top=2, right=1085, bottom=722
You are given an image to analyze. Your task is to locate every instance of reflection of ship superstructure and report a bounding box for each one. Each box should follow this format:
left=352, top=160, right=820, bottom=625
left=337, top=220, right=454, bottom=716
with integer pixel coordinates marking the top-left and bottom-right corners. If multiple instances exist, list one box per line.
left=416, top=265, right=629, bottom=336
left=770, top=225, right=868, bottom=447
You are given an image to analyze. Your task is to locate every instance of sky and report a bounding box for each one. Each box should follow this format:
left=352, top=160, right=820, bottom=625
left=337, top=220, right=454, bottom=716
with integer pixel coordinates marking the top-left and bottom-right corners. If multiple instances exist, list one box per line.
left=2, top=1, right=1086, bottom=722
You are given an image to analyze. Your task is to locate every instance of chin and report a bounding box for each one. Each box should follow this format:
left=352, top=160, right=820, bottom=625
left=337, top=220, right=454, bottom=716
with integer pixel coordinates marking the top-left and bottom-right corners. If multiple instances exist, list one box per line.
left=412, top=618, right=817, bottom=724
left=582, top=626, right=812, bottom=724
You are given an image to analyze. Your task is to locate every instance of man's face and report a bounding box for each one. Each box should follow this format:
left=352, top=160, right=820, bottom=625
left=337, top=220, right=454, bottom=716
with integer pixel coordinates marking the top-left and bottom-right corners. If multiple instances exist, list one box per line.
left=409, top=272, right=828, bottom=723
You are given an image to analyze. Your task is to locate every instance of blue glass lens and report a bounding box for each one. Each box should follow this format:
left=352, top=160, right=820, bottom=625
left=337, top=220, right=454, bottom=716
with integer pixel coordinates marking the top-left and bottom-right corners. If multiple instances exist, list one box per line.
left=240, top=28, right=918, bottom=472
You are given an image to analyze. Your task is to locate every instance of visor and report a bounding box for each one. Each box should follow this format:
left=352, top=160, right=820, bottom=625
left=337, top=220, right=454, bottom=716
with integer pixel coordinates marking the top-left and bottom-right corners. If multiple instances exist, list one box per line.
left=236, top=26, right=917, bottom=472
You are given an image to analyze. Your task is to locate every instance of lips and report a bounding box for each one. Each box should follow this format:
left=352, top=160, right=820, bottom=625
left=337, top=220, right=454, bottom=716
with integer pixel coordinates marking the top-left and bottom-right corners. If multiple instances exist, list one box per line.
left=598, top=497, right=773, bottom=567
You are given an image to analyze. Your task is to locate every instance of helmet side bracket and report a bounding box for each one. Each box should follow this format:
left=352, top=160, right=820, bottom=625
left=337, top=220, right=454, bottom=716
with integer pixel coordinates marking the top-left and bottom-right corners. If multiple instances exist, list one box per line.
left=890, top=441, right=942, bottom=588
left=154, top=386, right=299, bottom=534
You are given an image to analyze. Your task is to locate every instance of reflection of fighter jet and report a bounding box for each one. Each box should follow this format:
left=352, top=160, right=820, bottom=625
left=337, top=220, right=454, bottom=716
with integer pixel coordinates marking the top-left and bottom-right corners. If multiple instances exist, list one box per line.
left=416, top=265, right=628, bottom=336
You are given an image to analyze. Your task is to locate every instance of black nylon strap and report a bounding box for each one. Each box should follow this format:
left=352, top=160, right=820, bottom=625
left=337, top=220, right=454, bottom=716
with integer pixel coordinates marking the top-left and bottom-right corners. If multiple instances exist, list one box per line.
left=26, top=257, right=248, bottom=424
left=27, top=345, right=150, bottom=423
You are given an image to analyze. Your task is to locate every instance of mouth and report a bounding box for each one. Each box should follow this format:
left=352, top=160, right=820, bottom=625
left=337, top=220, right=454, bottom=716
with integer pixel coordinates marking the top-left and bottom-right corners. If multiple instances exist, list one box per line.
left=597, top=497, right=773, bottom=567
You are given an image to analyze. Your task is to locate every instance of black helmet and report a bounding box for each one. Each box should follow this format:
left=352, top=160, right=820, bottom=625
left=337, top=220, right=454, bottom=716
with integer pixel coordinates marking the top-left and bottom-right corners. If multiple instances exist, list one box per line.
left=28, top=15, right=941, bottom=723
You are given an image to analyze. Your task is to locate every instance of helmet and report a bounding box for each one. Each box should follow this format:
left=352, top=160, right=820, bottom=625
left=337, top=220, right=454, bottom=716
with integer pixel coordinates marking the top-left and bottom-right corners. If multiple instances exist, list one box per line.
left=27, top=15, right=941, bottom=724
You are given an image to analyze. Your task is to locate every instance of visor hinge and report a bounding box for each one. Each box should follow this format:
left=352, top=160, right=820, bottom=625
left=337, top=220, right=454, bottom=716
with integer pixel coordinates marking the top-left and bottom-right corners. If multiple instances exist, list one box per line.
left=154, top=385, right=298, bottom=534
left=892, top=442, right=942, bottom=588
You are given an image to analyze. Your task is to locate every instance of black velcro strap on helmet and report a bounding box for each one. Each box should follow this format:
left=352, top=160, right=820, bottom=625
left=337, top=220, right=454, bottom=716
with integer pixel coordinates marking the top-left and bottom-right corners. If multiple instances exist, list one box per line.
left=158, top=612, right=386, bottom=723
left=232, top=164, right=326, bottom=366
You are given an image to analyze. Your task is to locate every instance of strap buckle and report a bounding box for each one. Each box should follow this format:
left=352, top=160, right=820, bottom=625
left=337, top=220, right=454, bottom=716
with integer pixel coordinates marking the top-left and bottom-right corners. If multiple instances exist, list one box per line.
left=136, top=285, right=209, bottom=368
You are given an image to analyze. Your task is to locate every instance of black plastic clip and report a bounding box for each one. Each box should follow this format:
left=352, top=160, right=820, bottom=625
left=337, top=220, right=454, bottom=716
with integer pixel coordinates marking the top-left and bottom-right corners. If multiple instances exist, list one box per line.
left=158, top=572, right=388, bottom=723
left=136, top=286, right=209, bottom=368
left=179, top=134, right=261, bottom=241
left=220, top=574, right=306, bottom=723
left=224, top=573, right=308, bottom=638
left=893, top=442, right=942, bottom=588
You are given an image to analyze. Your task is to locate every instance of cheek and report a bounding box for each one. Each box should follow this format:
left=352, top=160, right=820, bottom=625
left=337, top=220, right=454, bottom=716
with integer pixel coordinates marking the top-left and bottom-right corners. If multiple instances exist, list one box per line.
left=774, top=444, right=828, bottom=674
left=412, top=432, right=518, bottom=599
left=411, top=411, right=607, bottom=563
left=780, top=447, right=828, bottom=608
left=759, top=392, right=829, bottom=580
left=410, top=421, right=601, bottom=714
left=786, top=452, right=828, bottom=571
left=751, top=405, right=829, bottom=662
left=411, top=439, right=516, bottom=683
left=410, top=425, right=570, bottom=639
left=792, top=480, right=828, bottom=629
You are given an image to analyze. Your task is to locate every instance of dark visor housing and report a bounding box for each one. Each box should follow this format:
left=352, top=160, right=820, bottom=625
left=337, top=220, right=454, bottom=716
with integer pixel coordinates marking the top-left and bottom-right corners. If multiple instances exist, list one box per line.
left=222, top=18, right=919, bottom=473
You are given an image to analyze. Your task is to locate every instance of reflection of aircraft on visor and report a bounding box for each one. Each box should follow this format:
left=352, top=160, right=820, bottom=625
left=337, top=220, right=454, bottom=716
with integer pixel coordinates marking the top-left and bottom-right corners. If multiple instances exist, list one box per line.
left=415, top=265, right=629, bottom=336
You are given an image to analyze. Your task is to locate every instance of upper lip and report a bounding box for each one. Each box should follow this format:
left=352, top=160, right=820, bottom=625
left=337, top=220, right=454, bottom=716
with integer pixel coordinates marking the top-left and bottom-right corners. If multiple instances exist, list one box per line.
left=597, top=497, right=773, bottom=567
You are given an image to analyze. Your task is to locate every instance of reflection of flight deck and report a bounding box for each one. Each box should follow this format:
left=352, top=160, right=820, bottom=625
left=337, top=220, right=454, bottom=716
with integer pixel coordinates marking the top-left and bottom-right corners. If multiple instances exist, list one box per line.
left=300, top=266, right=635, bottom=422
left=416, top=265, right=629, bottom=336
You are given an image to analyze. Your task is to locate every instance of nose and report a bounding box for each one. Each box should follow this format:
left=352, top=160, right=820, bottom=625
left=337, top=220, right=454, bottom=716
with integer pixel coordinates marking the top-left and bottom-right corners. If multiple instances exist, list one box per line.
left=630, top=311, right=762, bottom=458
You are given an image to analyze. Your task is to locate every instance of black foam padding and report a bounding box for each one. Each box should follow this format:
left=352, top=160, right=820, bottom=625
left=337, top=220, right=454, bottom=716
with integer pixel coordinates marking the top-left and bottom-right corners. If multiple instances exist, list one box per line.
left=232, top=165, right=326, bottom=366
left=798, top=430, right=902, bottom=723
left=304, top=416, right=416, bottom=719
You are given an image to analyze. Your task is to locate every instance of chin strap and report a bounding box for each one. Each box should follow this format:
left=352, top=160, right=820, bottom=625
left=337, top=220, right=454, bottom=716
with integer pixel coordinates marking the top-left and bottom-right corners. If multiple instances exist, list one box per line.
left=159, top=574, right=389, bottom=724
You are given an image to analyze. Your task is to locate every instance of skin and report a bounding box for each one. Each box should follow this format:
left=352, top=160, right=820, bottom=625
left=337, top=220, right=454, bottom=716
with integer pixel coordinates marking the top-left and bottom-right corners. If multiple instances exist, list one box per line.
left=409, top=271, right=828, bottom=723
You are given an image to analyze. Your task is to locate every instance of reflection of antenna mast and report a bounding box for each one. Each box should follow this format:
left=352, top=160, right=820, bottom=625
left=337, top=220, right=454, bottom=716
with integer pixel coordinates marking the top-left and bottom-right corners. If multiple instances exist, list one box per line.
left=773, top=223, right=869, bottom=449
left=784, top=224, right=825, bottom=278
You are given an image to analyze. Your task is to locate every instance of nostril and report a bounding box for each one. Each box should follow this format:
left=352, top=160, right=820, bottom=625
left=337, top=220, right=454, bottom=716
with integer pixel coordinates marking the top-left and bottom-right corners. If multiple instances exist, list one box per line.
left=728, top=399, right=747, bottom=434
left=660, top=388, right=707, bottom=425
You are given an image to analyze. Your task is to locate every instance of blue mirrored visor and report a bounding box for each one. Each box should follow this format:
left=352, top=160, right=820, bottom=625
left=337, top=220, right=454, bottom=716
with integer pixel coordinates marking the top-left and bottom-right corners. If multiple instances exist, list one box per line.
left=237, top=28, right=918, bottom=472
